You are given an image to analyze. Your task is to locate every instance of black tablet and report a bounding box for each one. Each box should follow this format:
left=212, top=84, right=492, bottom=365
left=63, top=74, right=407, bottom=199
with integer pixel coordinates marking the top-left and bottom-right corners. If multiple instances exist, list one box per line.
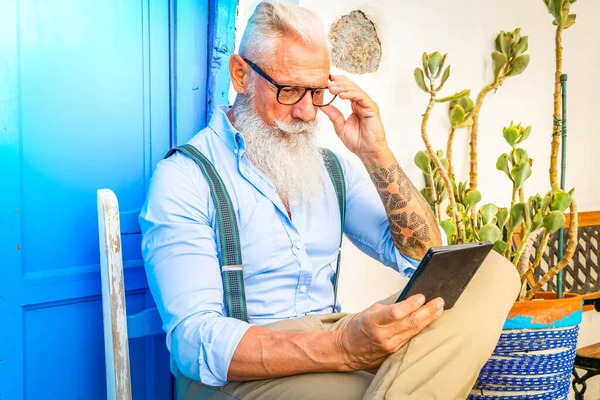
left=395, top=241, right=493, bottom=309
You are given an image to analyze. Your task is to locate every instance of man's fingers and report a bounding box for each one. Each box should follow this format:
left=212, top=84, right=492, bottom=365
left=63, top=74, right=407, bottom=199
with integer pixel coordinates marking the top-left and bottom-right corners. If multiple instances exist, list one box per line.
left=336, top=90, right=372, bottom=105
left=320, top=104, right=346, bottom=134
left=328, top=75, right=380, bottom=120
left=329, top=76, right=374, bottom=100
left=329, top=76, right=368, bottom=93
left=397, top=297, right=444, bottom=336
left=329, top=81, right=362, bottom=94
left=328, top=84, right=369, bottom=100
left=374, top=294, right=426, bottom=326
left=329, top=74, right=359, bottom=88
left=330, top=87, right=377, bottom=112
left=418, top=305, right=444, bottom=329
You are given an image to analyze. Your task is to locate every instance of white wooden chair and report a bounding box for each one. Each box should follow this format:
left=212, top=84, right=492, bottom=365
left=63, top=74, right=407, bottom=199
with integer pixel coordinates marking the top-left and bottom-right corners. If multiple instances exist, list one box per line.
left=97, top=189, right=164, bottom=400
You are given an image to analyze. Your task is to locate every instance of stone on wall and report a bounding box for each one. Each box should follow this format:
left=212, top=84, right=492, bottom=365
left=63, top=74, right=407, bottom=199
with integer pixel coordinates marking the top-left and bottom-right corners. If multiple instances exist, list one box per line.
left=329, top=10, right=381, bottom=74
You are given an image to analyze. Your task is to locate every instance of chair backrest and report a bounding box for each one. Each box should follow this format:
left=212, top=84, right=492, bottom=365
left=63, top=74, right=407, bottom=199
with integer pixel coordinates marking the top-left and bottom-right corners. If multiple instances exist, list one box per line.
left=97, top=189, right=164, bottom=400
left=532, top=213, right=600, bottom=296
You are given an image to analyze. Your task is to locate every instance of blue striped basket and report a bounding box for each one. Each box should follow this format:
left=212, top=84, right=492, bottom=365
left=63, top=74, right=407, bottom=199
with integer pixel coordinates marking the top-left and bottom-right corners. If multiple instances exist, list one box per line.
left=469, top=292, right=583, bottom=400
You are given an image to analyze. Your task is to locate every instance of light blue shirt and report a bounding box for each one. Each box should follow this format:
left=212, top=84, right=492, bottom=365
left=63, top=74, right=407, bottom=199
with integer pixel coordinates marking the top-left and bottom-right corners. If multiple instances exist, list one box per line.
left=139, top=107, right=444, bottom=387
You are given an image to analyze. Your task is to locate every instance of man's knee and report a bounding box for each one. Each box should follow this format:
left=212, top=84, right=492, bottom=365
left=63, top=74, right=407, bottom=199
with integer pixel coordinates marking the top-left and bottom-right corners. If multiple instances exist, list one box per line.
left=441, top=250, right=519, bottom=337
left=477, top=250, right=521, bottom=306
left=449, top=250, right=521, bottom=345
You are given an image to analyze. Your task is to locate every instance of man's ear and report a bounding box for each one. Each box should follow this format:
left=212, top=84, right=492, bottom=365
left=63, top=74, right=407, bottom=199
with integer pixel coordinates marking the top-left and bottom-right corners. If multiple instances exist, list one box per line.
left=230, top=54, right=249, bottom=94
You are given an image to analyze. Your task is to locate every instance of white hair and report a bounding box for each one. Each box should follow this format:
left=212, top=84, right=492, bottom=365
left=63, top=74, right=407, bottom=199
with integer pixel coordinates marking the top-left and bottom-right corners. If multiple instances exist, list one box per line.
left=239, top=2, right=328, bottom=66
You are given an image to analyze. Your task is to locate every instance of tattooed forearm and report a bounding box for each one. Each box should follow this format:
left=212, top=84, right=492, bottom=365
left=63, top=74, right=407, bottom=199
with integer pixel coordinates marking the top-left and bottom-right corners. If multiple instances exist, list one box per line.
left=369, top=163, right=441, bottom=260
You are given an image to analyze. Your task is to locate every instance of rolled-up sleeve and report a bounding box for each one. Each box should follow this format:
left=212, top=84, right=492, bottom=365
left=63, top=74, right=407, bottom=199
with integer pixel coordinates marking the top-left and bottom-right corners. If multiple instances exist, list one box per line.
left=339, top=154, right=447, bottom=278
left=139, top=156, right=251, bottom=387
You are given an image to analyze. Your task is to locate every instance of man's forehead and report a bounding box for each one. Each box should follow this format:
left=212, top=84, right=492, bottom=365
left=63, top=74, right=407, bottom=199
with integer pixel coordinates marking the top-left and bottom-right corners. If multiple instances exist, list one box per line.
left=265, top=40, right=330, bottom=85
left=267, top=63, right=329, bottom=86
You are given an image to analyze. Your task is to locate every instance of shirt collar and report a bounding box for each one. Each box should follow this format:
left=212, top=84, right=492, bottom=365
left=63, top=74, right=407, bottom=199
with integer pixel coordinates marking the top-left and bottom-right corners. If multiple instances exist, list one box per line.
left=208, top=105, right=246, bottom=154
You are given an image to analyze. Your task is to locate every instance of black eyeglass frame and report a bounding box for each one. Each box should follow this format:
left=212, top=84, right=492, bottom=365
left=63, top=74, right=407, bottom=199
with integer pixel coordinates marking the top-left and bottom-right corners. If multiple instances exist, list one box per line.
left=243, top=58, right=337, bottom=107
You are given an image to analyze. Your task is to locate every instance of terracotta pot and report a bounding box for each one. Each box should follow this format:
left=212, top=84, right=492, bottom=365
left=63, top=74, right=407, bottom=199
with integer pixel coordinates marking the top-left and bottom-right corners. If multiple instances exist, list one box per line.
left=504, top=292, right=583, bottom=330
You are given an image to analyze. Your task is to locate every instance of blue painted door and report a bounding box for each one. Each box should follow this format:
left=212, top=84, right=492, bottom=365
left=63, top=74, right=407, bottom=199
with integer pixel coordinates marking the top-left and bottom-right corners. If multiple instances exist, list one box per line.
left=0, top=1, right=211, bottom=398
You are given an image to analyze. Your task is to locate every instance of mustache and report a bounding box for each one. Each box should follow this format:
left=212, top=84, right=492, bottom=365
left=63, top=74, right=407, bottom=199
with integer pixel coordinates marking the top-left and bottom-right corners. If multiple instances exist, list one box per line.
left=273, top=117, right=319, bottom=135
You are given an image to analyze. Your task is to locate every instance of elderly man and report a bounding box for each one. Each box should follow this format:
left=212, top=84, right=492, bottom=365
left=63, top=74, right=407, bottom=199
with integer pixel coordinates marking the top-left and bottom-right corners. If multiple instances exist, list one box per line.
left=139, top=2, right=520, bottom=399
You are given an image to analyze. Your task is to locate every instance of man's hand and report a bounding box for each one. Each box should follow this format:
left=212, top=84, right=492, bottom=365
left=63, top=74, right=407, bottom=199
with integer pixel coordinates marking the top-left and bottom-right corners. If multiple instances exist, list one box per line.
left=337, top=294, right=444, bottom=371
left=321, top=75, right=388, bottom=160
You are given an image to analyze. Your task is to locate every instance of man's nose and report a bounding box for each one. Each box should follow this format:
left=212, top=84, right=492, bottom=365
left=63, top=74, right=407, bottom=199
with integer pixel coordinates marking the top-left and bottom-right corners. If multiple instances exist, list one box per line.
left=291, top=91, right=317, bottom=123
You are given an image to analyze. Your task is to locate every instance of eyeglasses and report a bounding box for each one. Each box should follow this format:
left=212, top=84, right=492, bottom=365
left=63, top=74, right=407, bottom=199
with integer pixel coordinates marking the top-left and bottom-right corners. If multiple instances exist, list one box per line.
left=243, top=58, right=337, bottom=107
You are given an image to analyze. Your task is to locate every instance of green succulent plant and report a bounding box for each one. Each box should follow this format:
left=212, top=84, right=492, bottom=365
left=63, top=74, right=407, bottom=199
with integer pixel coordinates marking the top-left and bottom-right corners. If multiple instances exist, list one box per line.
left=493, top=29, right=530, bottom=80
left=411, top=0, right=579, bottom=301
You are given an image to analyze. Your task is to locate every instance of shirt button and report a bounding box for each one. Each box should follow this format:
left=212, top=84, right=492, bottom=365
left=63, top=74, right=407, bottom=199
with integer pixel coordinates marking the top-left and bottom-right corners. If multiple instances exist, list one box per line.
left=299, top=285, right=307, bottom=293
left=295, top=241, right=303, bottom=249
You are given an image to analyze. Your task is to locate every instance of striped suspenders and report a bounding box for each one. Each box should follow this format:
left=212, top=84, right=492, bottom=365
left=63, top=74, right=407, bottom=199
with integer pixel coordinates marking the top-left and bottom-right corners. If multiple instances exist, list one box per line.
left=165, top=145, right=346, bottom=320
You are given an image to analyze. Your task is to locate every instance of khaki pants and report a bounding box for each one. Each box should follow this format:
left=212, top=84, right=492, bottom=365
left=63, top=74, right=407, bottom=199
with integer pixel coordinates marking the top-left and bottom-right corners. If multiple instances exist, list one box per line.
left=177, top=251, right=520, bottom=400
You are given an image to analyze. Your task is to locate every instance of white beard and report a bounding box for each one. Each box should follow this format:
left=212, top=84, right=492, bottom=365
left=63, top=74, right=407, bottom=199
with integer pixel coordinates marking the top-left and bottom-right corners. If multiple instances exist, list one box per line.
left=232, top=93, right=325, bottom=209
